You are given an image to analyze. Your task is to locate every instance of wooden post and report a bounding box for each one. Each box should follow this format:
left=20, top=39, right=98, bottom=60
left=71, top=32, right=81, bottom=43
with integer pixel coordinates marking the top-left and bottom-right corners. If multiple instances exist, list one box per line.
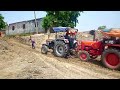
left=7, top=25, right=10, bottom=38
left=34, top=11, right=38, bottom=34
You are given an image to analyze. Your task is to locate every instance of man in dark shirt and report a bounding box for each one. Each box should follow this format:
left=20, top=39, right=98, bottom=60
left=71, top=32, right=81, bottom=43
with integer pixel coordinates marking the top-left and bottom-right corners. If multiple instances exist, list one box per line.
left=64, top=30, right=76, bottom=58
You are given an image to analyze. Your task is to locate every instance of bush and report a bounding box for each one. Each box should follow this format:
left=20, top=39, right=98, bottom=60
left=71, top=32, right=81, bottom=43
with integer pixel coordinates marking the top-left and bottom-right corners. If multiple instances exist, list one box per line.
left=19, top=33, right=32, bottom=36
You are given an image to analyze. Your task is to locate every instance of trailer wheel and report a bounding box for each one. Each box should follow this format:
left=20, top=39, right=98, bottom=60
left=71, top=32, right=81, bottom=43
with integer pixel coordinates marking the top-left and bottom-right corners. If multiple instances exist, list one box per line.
left=41, top=45, right=48, bottom=54
left=102, top=49, right=120, bottom=70
left=78, top=51, right=90, bottom=61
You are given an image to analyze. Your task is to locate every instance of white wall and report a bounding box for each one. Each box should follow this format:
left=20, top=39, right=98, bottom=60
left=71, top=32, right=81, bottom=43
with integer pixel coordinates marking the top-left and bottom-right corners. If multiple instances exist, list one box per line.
left=6, top=19, right=44, bottom=35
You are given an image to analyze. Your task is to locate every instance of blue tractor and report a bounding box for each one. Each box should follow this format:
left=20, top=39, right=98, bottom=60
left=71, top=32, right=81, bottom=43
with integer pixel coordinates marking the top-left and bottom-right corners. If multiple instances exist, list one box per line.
left=41, top=27, right=78, bottom=57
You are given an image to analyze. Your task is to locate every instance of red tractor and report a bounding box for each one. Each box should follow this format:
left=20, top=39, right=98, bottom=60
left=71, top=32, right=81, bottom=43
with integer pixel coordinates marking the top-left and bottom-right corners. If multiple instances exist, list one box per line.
left=76, top=30, right=120, bottom=70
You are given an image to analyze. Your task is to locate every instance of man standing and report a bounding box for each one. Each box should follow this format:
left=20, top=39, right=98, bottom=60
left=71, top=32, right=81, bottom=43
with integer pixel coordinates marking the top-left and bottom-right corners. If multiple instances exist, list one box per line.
left=29, top=36, right=36, bottom=49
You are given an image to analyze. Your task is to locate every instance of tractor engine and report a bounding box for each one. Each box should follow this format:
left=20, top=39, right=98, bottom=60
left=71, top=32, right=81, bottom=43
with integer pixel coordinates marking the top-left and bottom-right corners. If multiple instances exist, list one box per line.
left=84, top=46, right=92, bottom=51
left=80, top=41, right=103, bottom=56
left=84, top=46, right=98, bottom=55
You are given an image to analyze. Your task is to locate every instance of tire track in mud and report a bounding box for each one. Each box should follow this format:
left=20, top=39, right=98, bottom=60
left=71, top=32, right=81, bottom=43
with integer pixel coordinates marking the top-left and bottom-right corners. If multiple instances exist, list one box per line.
left=6, top=39, right=68, bottom=78
left=10, top=39, right=120, bottom=79
left=11, top=40, right=94, bottom=78
left=37, top=53, right=119, bottom=79
left=47, top=54, right=120, bottom=79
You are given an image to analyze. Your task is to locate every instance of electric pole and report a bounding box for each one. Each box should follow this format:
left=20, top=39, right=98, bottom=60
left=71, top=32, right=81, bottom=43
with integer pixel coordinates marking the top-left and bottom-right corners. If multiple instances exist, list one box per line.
left=34, top=11, right=38, bottom=34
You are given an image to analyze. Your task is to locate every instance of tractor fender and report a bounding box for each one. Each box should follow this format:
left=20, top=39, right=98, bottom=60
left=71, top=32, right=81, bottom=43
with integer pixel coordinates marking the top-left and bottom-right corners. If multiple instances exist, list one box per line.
left=54, top=39, right=69, bottom=44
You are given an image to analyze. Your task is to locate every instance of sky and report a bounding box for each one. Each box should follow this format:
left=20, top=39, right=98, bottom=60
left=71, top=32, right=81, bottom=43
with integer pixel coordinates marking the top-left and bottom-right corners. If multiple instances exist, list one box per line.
left=0, top=11, right=120, bottom=32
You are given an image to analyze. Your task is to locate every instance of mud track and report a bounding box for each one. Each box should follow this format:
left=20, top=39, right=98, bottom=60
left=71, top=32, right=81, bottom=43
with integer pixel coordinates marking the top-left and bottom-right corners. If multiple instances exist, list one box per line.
left=0, top=37, right=120, bottom=79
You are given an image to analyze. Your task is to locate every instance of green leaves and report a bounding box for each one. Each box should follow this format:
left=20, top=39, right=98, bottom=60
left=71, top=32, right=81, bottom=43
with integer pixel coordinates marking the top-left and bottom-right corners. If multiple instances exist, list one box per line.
left=0, top=14, right=6, bottom=30
left=42, top=11, right=83, bottom=30
left=98, top=26, right=106, bottom=30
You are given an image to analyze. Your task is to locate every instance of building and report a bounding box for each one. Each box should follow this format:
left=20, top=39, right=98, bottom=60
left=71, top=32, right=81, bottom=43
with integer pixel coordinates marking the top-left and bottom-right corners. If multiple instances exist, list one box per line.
left=6, top=18, right=45, bottom=35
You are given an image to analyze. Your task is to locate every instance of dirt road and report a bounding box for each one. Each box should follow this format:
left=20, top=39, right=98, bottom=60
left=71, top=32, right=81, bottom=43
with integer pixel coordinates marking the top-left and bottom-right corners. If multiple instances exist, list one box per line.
left=0, top=37, right=120, bottom=79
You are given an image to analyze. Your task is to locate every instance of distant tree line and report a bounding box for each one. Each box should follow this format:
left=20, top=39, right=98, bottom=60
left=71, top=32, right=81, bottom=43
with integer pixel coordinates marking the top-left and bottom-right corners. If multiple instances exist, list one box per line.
left=0, top=14, right=6, bottom=30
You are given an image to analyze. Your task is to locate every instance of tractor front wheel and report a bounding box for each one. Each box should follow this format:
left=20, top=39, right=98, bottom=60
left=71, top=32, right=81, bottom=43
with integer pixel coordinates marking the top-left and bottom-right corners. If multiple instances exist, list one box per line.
left=41, top=45, right=48, bottom=54
left=78, top=51, right=90, bottom=61
left=101, top=49, right=120, bottom=70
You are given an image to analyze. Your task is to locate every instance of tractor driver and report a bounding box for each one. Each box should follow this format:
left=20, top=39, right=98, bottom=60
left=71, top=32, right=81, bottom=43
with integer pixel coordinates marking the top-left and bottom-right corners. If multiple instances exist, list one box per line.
left=64, top=29, right=77, bottom=49
left=64, top=29, right=73, bottom=49
left=64, top=29, right=77, bottom=58
left=71, top=31, right=78, bottom=49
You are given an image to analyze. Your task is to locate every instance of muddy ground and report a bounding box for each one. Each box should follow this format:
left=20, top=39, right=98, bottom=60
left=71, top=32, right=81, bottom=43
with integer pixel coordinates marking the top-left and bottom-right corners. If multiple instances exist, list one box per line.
left=0, top=34, right=120, bottom=79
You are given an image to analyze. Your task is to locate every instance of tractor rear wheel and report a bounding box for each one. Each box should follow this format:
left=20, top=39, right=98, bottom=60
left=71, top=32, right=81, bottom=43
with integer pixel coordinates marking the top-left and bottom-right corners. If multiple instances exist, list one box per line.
left=101, top=49, right=120, bottom=70
left=53, top=41, right=69, bottom=57
left=78, top=51, right=90, bottom=61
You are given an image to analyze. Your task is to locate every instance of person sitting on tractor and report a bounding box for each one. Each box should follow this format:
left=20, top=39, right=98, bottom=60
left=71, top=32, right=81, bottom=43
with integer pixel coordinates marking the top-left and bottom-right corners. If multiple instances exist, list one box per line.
left=64, top=29, right=73, bottom=49
left=63, top=29, right=72, bottom=58
left=64, top=29, right=77, bottom=58
left=64, top=29, right=78, bottom=49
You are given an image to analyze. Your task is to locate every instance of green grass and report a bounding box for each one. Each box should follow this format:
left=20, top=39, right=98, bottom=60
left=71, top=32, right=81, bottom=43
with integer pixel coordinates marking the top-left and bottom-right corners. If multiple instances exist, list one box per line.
left=6, top=35, right=16, bottom=38
left=6, top=33, right=33, bottom=38
left=18, top=33, right=32, bottom=36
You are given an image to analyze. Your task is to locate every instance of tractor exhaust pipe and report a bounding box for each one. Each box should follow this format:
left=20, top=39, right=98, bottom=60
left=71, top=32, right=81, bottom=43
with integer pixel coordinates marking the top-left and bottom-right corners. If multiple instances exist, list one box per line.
left=89, top=30, right=96, bottom=41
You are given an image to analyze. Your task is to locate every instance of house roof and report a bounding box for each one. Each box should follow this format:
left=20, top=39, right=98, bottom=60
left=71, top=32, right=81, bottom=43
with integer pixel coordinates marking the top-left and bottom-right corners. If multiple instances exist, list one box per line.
left=9, top=18, right=43, bottom=26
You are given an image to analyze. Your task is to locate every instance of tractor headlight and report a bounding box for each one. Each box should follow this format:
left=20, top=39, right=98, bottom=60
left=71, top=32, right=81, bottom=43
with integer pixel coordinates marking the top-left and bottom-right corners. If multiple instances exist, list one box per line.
left=109, top=40, right=114, bottom=44
left=105, top=46, right=108, bottom=49
left=105, top=40, right=114, bottom=44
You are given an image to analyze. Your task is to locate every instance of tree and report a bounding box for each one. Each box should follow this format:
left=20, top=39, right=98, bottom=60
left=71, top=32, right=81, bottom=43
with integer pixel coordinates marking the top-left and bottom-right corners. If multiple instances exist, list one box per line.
left=97, top=26, right=107, bottom=40
left=98, top=26, right=106, bottom=30
left=42, top=11, right=83, bottom=31
left=0, top=14, right=6, bottom=30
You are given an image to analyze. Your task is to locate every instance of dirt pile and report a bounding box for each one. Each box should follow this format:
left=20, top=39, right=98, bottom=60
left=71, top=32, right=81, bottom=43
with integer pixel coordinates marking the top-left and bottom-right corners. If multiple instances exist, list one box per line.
left=76, top=32, right=93, bottom=41
left=14, top=33, right=56, bottom=48
left=0, top=38, right=10, bottom=55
